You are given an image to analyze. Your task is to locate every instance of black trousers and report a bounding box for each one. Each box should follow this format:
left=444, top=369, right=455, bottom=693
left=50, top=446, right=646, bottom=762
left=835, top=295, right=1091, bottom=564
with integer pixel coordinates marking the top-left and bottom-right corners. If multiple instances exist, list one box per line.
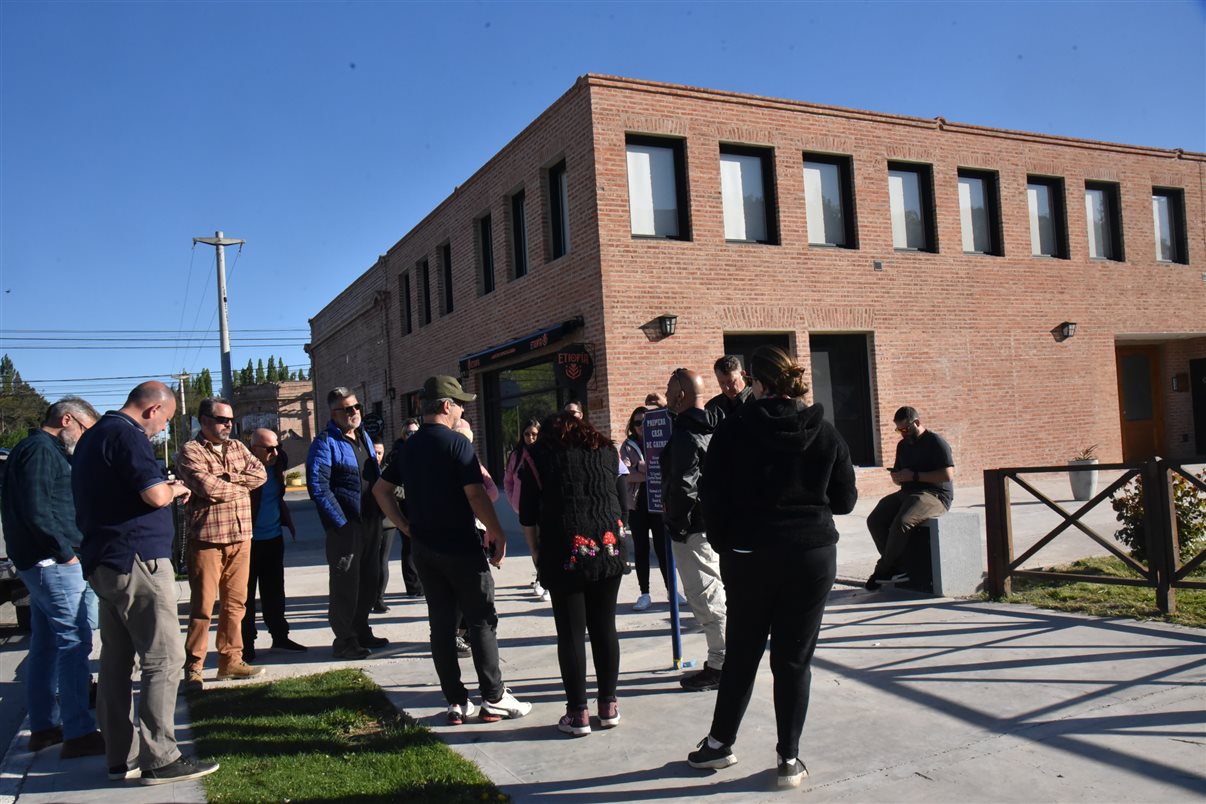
left=242, top=536, right=289, bottom=646
left=629, top=502, right=669, bottom=596
left=549, top=574, right=622, bottom=709
left=399, top=531, right=423, bottom=596
left=709, top=542, right=836, bottom=761
left=324, top=517, right=382, bottom=645
left=377, top=527, right=396, bottom=604
left=412, top=540, right=503, bottom=705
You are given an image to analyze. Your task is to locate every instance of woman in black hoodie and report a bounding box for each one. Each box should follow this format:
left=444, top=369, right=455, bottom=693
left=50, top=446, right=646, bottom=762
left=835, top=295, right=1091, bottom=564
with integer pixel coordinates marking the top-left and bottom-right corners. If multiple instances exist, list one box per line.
left=687, top=345, right=857, bottom=788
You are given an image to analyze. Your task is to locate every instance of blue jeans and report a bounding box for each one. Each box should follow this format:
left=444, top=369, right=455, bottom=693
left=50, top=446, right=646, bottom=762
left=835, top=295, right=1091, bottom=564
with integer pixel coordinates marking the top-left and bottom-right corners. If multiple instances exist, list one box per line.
left=17, top=561, right=97, bottom=739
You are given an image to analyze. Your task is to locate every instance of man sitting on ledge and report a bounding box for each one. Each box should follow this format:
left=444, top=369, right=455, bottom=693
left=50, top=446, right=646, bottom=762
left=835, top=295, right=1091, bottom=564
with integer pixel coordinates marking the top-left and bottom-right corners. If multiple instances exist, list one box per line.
left=866, top=406, right=954, bottom=590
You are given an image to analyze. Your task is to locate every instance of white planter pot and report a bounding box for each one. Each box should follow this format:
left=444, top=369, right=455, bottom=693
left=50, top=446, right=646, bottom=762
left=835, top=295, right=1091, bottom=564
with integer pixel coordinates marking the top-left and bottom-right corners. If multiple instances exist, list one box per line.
left=1069, top=458, right=1099, bottom=501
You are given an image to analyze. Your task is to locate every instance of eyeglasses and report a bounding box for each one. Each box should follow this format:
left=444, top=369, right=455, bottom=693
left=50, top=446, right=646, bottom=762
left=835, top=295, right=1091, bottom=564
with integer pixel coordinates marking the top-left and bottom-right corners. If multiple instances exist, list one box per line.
left=205, top=415, right=234, bottom=425
left=334, top=403, right=362, bottom=415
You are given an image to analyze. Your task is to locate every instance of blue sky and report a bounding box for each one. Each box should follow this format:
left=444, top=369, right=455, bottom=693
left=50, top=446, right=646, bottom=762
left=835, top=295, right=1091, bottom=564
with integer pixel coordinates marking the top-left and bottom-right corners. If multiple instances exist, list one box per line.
left=1, top=0, right=1203, bottom=410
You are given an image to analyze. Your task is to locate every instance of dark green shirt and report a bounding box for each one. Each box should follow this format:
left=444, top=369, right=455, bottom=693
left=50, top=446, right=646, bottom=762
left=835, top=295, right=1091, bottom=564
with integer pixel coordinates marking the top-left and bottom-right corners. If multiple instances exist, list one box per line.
left=0, top=429, right=83, bottom=570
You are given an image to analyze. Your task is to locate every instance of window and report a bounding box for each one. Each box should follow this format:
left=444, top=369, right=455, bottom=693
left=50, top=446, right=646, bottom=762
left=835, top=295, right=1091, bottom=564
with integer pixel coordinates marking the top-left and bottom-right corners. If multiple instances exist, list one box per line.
left=626, top=135, right=689, bottom=239
left=887, top=162, right=936, bottom=251
left=1152, top=187, right=1188, bottom=264
left=803, top=153, right=856, bottom=248
left=399, top=272, right=412, bottom=335
left=419, top=259, right=431, bottom=325
left=1027, top=176, right=1068, bottom=258
left=439, top=242, right=453, bottom=315
left=548, top=161, right=570, bottom=260
left=479, top=215, right=495, bottom=294
left=510, top=189, right=528, bottom=278
left=720, top=145, right=777, bottom=243
left=1085, top=181, right=1123, bottom=261
left=957, top=169, right=1002, bottom=255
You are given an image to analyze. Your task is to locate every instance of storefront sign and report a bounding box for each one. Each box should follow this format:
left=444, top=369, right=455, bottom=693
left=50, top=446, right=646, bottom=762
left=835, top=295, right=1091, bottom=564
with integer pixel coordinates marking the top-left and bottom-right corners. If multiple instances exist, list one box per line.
left=553, top=343, right=593, bottom=387
left=642, top=408, right=672, bottom=514
left=458, top=317, right=584, bottom=375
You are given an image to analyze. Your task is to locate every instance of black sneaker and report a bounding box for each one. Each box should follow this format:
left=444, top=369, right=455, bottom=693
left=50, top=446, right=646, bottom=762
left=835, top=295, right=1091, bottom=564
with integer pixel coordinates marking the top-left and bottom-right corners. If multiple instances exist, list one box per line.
left=680, top=664, right=722, bottom=692
left=687, top=736, right=737, bottom=769
left=358, top=633, right=389, bottom=649
left=777, top=755, right=808, bottom=788
left=140, top=755, right=220, bottom=786
left=60, top=730, right=106, bottom=759
left=372, top=601, right=389, bottom=613
left=28, top=725, right=63, bottom=752
left=864, top=573, right=881, bottom=591
left=332, top=640, right=370, bottom=660
left=108, top=763, right=140, bottom=781
left=271, top=637, right=308, bottom=652
left=865, top=571, right=908, bottom=591
left=455, top=635, right=472, bottom=658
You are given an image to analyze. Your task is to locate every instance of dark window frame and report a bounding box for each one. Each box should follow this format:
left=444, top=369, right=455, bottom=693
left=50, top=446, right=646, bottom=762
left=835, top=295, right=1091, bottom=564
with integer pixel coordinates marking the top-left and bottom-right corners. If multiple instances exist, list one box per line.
left=887, top=160, right=937, bottom=253
left=510, top=189, right=529, bottom=279
left=439, top=242, right=453, bottom=316
left=956, top=167, right=1003, bottom=256
left=719, top=143, right=779, bottom=245
left=1152, top=186, right=1189, bottom=264
left=548, top=160, right=570, bottom=260
left=479, top=214, right=495, bottom=294
left=802, top=152, right=858, bottom=249
left=625, top=133, right=691, bottom=241
left=1085, top=180, right=1124, bottom=262
left=399, top=272, right=413, bottom=335
left=419, top=258, right=432, bottom=325
left=1027, top=175, right=1069, bottom=259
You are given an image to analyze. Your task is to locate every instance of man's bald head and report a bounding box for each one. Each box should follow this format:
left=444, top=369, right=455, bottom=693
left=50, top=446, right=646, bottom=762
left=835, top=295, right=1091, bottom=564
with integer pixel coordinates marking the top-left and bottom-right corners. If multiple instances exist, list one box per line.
left=251, top=428, right=279, bottom=448
left=120, top=380, right=177, bottom=438
left=666, top=368, right=706, bottom=414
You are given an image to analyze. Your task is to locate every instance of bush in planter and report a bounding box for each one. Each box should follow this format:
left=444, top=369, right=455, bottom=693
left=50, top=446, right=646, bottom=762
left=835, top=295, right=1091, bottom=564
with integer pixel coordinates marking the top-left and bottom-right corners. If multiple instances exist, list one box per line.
left=286, top=470, right=303, bottom=487
left=1111, top=468, right=1206, bottom=563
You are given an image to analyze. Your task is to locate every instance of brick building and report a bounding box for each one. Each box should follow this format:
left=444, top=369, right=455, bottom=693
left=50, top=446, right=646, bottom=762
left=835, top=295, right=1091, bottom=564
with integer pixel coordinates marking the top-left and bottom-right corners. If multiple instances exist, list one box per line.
left=307, top=75, right=1206, bottom=494
left=231, top=380, right=317, bottom=473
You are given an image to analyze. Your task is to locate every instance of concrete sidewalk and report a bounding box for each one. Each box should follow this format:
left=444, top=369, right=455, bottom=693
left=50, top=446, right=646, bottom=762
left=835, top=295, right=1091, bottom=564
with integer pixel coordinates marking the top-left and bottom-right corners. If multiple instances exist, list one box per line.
left=1, top=480, right=1203, bottom=802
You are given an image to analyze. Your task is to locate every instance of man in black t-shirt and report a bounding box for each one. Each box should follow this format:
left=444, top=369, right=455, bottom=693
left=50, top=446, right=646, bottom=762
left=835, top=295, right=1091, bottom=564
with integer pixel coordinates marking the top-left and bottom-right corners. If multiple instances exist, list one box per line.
left=866, top=406, right=955, bottom=590
left=373, top=375, right=531, bottom=726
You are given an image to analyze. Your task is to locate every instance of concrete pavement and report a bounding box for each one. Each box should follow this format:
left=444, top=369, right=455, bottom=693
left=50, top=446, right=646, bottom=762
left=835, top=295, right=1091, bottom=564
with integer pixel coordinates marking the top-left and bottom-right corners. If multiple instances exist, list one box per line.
left=1, top=474, right=1203, bottom=802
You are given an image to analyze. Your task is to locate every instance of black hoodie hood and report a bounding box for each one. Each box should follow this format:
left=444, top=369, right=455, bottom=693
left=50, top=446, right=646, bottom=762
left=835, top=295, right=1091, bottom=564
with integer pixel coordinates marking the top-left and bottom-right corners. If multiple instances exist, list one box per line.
left=739, top=397, right=827, bottom=454
left=671, top=406, right=716, bottom=435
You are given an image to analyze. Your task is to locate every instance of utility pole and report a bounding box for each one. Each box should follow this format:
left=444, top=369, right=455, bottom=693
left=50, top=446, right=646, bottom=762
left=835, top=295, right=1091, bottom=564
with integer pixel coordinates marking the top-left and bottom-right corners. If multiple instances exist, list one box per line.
left=172, top=370, right=191, bottom=453
left=192, top=231, right=245, bottom=399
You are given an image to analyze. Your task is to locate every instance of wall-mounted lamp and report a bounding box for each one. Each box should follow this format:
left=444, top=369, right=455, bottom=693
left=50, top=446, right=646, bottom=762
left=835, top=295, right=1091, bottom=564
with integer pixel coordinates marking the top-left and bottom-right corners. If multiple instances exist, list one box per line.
left=657, top=314, right=678, bottom=337
left=387, top=387, right=396, bottom=400
left=1051, top=321, right=1077, bottom=342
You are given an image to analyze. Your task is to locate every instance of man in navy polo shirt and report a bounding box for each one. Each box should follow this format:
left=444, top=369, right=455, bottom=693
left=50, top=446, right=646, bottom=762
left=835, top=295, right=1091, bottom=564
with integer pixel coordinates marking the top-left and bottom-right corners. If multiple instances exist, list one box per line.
left=73, top=381, right=219, bottom=786
left=373, top=375, right=530, bottom=726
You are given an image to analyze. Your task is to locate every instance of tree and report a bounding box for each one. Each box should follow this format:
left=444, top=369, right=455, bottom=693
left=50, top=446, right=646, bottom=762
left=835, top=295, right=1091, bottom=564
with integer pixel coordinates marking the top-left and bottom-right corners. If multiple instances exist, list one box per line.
left=241, top=359, right=255, bottom=387
left=266, top=356, right=277, bottom=382
left=0, top=354, right=51, bottom=449
left=255, top=359, right=265, bottom=385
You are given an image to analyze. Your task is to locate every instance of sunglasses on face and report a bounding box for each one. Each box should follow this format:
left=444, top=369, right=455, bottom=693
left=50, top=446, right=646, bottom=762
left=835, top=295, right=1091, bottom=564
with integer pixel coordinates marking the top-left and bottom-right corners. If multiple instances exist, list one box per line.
left=334, top=403, right=362, bottom=415
left=256, top=444, right=279, bottom=452
left=205, top=415, right=234, bottom=425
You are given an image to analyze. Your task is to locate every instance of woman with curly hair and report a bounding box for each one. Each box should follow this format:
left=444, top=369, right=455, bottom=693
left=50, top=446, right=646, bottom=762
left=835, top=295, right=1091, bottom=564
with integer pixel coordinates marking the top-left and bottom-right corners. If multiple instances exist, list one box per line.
left=519, top=411, right=627, bottom=737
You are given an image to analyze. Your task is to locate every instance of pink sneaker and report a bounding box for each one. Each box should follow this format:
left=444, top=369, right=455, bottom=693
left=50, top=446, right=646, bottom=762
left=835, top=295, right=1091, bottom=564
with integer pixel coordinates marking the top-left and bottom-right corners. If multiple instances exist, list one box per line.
left=597, top=699, right=620, bottom=729
left=558, top=707, right=591, bottom=737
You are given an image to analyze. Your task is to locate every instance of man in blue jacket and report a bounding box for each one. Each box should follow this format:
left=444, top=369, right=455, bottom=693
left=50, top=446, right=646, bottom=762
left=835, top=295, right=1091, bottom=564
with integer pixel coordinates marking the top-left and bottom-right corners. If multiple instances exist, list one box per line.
left=1, top=397, right=103, bottom=758
left=306, top=387, right=385, bottom=660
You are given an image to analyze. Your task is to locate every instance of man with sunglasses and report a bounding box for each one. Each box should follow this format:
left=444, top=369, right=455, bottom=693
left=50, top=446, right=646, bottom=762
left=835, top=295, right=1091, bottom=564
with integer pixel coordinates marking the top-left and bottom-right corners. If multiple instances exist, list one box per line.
left=241, top=428, right=306, bottom=662
left=306, top=387, right=385, bottom=660
left=177, top=397, right=267, bottom=687
left=865, top=406, right=955, bottom=590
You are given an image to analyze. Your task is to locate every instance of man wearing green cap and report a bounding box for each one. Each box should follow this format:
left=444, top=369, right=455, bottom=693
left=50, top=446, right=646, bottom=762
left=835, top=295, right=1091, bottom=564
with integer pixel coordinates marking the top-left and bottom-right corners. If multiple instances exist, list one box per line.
left=374, top=375, right=531, bottom=725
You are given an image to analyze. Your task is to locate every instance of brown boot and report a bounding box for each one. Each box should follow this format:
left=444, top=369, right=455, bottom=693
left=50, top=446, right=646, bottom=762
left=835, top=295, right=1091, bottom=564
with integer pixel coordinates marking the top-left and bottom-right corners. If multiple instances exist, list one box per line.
left=216, top=661, right=265, bottom=681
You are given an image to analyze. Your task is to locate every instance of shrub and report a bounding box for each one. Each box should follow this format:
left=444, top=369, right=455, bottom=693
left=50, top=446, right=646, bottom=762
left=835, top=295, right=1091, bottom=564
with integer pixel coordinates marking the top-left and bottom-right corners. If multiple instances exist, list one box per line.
left=286, top=470, right=303, bottom=487
left=1111, top=468, right=1206, bottom=563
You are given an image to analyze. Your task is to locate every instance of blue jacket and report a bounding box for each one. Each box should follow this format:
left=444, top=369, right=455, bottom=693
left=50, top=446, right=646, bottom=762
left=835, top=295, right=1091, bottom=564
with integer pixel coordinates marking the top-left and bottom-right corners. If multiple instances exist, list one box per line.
left=306, top=421, right=378, bottom=530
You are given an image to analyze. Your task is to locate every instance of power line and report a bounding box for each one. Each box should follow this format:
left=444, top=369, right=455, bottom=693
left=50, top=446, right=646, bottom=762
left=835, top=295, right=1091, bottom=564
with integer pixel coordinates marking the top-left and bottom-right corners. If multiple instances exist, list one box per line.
left=0, top=328, right=309, bottom=334
left=4, top=344, right=308, bottom=350
left=1, top=337, right=308, bottom=343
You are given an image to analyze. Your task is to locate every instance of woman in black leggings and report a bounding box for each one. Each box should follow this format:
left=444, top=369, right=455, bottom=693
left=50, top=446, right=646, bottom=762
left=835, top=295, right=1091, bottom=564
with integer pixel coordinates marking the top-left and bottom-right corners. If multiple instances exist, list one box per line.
left=619, top=406, right=670, bottom=610
left=687, top=345, right=857, bottom=788
left=519, top=411, right=627, bottom=737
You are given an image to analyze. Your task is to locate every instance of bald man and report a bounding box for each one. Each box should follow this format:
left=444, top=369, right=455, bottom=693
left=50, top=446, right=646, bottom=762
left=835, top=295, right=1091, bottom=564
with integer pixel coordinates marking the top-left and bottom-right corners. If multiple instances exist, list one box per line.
left=663, top=368, right=727, bottom=692
left=73, top=382, right=219, bottom=786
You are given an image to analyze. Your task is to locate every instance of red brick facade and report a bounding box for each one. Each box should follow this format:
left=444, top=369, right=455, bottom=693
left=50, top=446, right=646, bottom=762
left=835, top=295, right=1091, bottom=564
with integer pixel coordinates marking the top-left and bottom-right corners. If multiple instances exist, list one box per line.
left=309, top=75, right=1206, bottom=495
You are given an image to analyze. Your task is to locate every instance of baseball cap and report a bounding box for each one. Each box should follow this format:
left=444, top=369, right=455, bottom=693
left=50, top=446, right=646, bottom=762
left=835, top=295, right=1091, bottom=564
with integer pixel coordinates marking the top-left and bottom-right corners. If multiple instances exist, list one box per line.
left=421, top=375, right=476, bottom=403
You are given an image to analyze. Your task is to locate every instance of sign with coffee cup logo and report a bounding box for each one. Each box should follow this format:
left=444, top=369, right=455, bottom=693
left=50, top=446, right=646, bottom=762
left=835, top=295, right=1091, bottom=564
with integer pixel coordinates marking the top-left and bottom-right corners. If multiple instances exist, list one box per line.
left=554, top=343, right=594, bottom=387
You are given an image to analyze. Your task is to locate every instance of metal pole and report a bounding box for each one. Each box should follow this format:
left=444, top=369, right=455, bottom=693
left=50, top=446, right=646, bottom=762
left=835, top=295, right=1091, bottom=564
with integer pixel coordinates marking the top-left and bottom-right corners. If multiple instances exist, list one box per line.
left=173, top=370, right=190, bottom=452
left=192, top=231, right=245, bottom=401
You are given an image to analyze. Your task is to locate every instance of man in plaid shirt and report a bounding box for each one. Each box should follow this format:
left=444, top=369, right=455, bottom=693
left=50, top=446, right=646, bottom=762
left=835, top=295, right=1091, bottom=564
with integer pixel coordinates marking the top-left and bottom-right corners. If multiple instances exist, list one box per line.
left=177, top=397, right=267, bottom=688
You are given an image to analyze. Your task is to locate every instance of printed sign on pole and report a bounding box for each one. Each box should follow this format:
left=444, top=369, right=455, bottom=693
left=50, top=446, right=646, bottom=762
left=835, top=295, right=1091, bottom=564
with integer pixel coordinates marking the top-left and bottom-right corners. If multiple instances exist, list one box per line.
left=642, top=407, right=672, bottom=514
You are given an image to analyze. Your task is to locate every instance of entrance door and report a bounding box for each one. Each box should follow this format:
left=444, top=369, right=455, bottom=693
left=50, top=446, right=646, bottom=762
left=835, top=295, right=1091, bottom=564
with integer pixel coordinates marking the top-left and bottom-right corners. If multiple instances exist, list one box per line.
left=1115, top=345, right=1164, bottom=461
left=1191, top=358, right=1206, bottom=455
left=482, top=358, right=566, bottom=478
left=809, top=334, right=875, bottom=466
left=722, top=333, right=791, bottom=377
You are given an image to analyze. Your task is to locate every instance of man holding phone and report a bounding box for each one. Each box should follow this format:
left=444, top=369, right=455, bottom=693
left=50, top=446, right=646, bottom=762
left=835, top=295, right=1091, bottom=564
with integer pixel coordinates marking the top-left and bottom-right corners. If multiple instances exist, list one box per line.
left=865, top=406, right=955, bottom=590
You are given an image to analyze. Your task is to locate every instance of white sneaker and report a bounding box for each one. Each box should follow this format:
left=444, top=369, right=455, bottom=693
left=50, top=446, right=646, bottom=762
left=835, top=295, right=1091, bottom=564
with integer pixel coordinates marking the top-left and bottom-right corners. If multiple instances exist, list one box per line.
left=533, top=582, right=545, bottom=598
left=633, top=593, right=652, bottom=611
left=446, top=700, right=478, bottom=725
left=480, top=688, right=532, bottom=720
left=540, top=589, right=551, bottom=602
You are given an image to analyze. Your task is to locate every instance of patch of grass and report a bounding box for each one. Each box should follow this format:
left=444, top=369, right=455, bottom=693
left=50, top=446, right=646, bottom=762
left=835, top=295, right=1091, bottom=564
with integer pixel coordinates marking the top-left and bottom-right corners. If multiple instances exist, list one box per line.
left=185, top=668, right=507, bottom=803
left=994, top=555, right=1206, bottom=629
